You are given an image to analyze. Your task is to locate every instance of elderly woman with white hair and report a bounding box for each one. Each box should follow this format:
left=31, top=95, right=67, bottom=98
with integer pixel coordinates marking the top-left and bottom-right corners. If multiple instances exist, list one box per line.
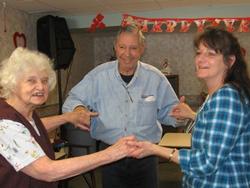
left=0, top=47, right=136, bottom=188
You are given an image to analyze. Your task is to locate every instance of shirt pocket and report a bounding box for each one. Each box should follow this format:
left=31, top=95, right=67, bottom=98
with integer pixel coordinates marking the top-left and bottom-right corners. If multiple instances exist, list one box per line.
left=137, top=99, right=157, bottom=126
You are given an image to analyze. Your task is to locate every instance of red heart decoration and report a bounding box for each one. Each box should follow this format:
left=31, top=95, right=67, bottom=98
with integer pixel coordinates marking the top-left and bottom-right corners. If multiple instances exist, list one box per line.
left=13, top=32, right=27, bottom=48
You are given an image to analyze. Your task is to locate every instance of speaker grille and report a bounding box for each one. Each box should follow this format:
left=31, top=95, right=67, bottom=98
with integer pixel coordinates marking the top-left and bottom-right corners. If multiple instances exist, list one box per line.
left=37, top=15, right=75, bottom=70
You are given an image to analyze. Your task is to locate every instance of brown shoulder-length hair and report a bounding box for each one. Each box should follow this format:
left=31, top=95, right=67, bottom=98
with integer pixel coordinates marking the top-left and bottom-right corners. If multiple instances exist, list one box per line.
left=194, top=27, right=250, bottom=101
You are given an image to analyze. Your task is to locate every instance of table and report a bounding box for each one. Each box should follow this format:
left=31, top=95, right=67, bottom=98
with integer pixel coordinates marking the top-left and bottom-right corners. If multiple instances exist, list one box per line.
left=159, top=133, right=191, bottom=148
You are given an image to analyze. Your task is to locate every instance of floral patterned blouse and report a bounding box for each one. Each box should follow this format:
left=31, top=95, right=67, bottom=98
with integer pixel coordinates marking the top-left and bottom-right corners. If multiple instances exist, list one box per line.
left=0, top=119, right=45, bottom=171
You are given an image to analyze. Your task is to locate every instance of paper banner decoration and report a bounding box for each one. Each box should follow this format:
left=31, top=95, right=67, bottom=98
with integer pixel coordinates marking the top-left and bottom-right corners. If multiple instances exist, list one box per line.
left=194, top=19, right=206, bottom=32
left=166, top=20, right=177, bottom=32
left=151, top=21, right=163, bottom=32
left=88, top=13, right=106, bottom=32
left=223, top=19, right=235, bottom=32
left=238, top=20, right=249, bottom=32
left=122, top=14, right=250, bottom=33
left=141, top=20, right=149, bottom=32
left=180, top=20, right=192, bottom=32
left=211, top=19, right=221, bottom=27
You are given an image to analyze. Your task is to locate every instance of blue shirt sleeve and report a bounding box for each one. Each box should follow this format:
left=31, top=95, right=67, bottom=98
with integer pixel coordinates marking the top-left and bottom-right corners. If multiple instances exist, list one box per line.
left=156, top=76, right=179, bottom=126
left=62, top=73, right=94, bottom=112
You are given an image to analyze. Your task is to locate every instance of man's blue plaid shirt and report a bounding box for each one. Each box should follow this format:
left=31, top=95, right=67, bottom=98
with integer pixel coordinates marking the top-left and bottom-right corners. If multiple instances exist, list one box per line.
left=179, top=84, right=250, bottom=188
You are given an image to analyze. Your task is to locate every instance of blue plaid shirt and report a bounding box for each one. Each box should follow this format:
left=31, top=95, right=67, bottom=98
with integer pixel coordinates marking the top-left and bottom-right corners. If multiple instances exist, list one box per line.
left=179, top=84, right=250, bottom=188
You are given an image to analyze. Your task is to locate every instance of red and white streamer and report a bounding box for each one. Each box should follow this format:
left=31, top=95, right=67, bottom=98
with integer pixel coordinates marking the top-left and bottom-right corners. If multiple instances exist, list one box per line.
left=122, top=14, right=250, bottom=33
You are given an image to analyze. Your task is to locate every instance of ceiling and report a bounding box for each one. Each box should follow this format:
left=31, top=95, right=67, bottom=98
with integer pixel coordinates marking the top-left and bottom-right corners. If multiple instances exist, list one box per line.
left=1, top=0, right=250, bottom=16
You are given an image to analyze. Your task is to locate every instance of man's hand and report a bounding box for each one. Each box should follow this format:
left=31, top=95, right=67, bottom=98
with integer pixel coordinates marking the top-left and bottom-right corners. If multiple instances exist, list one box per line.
left=66, top=106, right=98, bottom=131
left=170, top=96, right=196, bottom=120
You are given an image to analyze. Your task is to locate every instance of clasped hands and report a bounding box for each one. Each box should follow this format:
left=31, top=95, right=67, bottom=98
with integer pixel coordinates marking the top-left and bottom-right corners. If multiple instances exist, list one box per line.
left=107, top=135, right=156, bottom=160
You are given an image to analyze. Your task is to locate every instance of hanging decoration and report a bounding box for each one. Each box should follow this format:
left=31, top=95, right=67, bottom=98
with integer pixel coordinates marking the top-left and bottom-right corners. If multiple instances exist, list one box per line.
left=180, top=20, right=192, bottom=32
left=13, top=32, right=27, bottom=48
left=121, top=14, right=250, bottom=33
left=166, top=20, right=177, bottom=32
left=88, top=13, right=106, bottom=32
left=238, top=19, right=249, bottom=32
left=194, top=19, right=206, bottom=32
left=151, top=21, right=163, bottom=32
left=2, top=1, right=7, bottom=32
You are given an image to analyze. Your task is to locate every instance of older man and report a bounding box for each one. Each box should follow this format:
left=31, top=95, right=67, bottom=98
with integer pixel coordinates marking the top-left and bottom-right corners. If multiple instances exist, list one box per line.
left=63, top=24, right=179, bottom=188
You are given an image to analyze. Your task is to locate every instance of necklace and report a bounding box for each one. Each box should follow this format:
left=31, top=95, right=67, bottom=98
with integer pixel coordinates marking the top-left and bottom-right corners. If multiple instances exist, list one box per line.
left=185, top=95, right=209, bottom=133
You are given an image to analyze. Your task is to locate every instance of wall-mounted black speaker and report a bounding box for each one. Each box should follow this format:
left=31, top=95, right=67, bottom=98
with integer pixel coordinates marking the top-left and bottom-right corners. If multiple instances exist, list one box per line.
left=37, top=15, right=76, bottom=70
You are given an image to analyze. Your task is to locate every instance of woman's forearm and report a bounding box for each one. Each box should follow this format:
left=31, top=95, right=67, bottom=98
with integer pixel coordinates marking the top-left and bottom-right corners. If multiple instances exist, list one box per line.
left=153, top=145, right=179, bottom=164
left=41, top=114, right=67, bottom=132
left=22, top=151, right=111, bottom=182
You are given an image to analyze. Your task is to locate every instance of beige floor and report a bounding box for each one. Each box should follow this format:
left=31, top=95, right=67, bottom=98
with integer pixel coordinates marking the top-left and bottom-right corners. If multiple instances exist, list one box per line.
left=66, top=161, right=183, bottom=188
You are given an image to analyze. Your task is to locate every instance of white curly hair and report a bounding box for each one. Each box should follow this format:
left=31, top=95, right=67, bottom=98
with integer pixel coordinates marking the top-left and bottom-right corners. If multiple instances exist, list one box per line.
left=0, top=47, right=56, bottom=98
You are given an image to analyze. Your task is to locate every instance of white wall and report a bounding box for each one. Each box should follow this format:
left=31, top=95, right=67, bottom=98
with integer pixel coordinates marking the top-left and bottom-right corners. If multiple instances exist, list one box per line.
left=0, top=7, right=37, bottom=60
